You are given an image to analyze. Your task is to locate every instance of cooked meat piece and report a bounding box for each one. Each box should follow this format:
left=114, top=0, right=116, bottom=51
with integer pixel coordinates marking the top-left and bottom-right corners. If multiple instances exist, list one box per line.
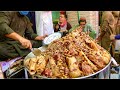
left=66, top=56, right=83, bottom=78
left=82, top=61, right=94, bottom=76
left=35, top=55, right=46, bottom=75
left=87, top=54, right=105, bottom=69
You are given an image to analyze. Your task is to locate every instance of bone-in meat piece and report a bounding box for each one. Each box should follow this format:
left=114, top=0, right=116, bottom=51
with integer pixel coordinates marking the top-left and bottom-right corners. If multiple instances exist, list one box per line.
left=35, top=55, right=46, bottom=75
left=82, top=61, right=94, bottom=76
left=66, top=56, right=83, bottom=78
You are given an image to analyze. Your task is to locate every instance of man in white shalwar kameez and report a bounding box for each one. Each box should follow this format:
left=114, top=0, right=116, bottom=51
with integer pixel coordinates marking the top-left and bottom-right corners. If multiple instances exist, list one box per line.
left=35, top=11, right=54, bottom=36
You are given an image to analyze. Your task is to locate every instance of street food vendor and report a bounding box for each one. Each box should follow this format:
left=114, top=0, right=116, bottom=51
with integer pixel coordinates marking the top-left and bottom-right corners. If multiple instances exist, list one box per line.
left=0, top=11, right=47, bottom=61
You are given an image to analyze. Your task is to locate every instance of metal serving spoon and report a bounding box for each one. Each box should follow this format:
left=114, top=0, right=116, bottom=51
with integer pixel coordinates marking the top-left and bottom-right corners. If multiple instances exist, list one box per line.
left=31, top=48, right=41, bottom=56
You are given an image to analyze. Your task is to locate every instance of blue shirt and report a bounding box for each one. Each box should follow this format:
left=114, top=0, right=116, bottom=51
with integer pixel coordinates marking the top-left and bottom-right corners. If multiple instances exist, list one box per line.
left=115, top=34, right=120, bottom=39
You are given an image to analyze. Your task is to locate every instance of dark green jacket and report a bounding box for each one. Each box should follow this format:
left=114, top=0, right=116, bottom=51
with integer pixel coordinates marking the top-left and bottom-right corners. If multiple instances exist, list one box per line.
left=0, top=11, right=41, bottom=61
left=0, top=11, right=38, bottom=42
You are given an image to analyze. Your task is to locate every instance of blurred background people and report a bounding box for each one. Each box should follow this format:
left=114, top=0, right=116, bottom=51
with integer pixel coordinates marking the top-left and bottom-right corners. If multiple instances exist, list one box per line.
left=54, top=13, right=72, bottom=36
left=79, top=17, right=96, bottom=39
left=35, top=11, right=54, bottom=36
left=97, top=11, right=120, bottom=57
left=97, top=11, right=115, bottom=56
left=69, top=17, right=96, bottom=39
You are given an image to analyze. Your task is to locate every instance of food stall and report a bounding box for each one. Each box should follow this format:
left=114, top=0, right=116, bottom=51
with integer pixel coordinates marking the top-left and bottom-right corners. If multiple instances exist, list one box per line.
left=23, top=26, right=119, bottom=79
left=0, top=26, right=119, bottom=79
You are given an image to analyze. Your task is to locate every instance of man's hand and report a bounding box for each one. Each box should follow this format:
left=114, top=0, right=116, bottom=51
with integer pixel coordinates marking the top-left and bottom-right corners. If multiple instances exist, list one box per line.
left=35, top=34, right=48, bottom=40
left=110, top=34, right=115, bottom=40
left=5, top=32, right=32, bottom=49
left=109, top=24, right=115, bottom=30
left=19, top=37, right=32, bottom=49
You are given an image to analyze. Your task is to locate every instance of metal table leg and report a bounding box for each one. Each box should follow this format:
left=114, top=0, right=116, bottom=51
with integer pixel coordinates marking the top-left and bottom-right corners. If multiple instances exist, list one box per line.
left=118, top=66, right=120, bottom=79
left=24, top=68, right=28, bottom=79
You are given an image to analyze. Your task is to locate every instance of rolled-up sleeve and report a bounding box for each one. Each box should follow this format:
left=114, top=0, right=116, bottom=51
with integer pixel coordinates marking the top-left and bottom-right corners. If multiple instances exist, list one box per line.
left=0, top=12, right=14, bottom=36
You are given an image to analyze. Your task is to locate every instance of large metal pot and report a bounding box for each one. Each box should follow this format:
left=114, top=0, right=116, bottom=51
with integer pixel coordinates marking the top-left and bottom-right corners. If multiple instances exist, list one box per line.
left=24, top=46, right=114, bottom=79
